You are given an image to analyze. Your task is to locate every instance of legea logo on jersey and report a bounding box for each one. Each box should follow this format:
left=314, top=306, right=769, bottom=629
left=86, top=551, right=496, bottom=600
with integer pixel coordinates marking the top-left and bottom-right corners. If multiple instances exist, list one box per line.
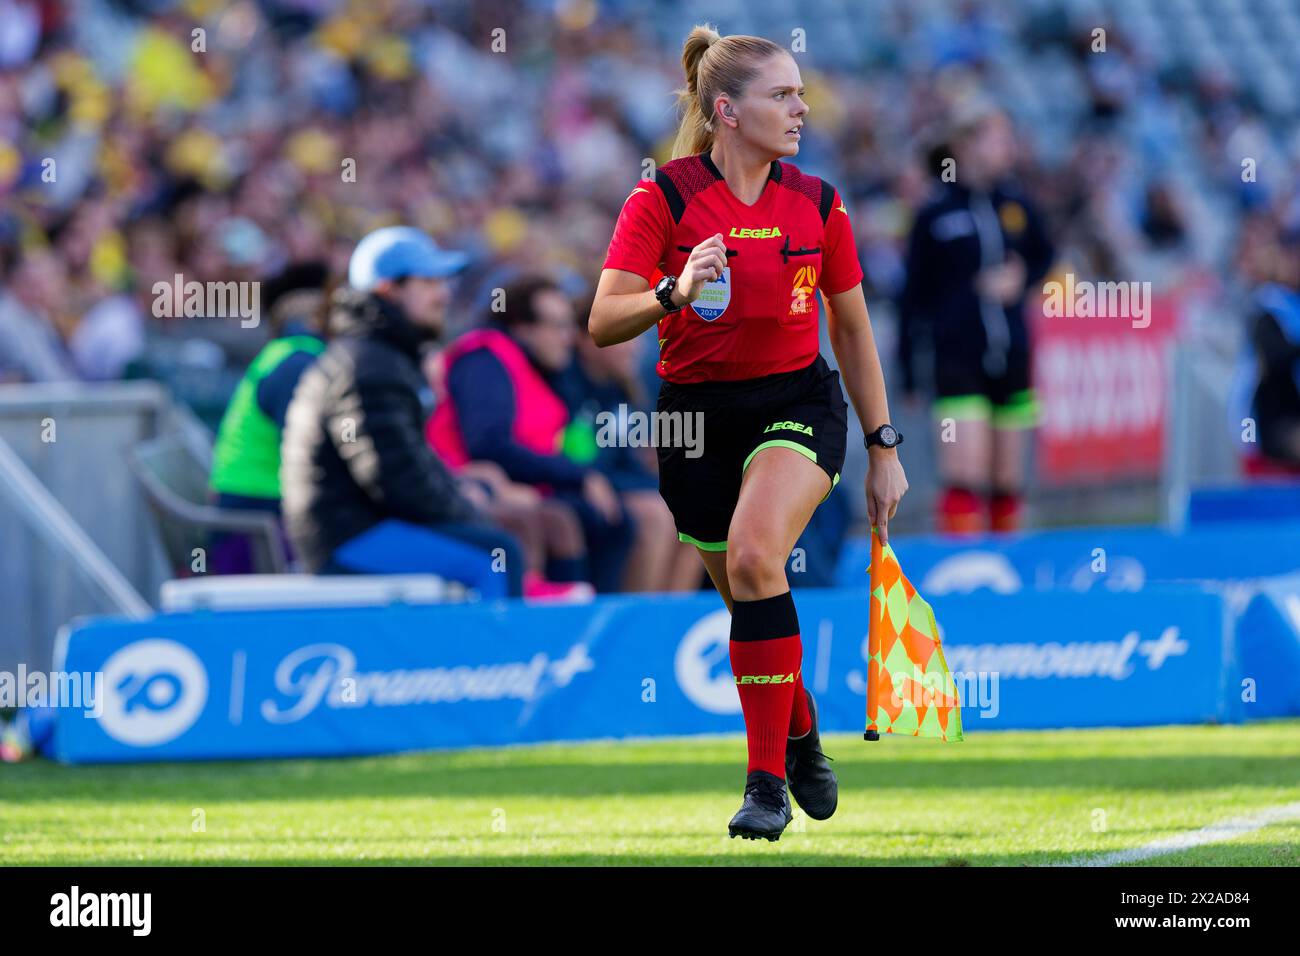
left=691, top=266, right=731, bottom=322
left=674, top=609, right=741, bottom=714
left=98, top=640, right=208, bottom=746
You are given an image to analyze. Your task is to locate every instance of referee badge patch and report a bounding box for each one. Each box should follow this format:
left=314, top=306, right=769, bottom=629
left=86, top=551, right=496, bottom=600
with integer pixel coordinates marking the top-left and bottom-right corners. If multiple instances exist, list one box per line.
left=691, top=266, right=731, bottom=322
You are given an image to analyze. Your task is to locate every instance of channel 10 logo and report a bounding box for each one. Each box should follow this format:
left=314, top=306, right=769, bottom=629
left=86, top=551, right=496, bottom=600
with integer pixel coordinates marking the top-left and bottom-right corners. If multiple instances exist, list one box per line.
left=99, top=640, right=209, bottom=746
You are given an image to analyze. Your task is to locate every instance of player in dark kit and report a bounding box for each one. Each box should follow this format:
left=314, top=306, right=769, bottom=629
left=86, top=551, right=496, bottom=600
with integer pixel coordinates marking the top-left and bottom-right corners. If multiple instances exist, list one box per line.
left=590, top=25, right=909, bottom=841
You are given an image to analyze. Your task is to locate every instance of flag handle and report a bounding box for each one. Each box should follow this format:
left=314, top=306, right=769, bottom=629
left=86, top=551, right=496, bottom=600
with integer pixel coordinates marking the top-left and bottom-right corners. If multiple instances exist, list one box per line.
left=864, top=526, right=881, bottom=742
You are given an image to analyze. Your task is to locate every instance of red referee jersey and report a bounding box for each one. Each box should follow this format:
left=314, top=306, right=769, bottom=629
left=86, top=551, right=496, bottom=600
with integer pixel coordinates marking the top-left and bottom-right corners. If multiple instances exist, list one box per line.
left=602, top=150, right=863, bottom=383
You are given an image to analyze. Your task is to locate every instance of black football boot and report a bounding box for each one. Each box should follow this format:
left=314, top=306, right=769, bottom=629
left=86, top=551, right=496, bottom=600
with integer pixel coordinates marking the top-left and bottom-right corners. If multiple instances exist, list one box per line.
left=727, top=769, right=794, bottom=841
left=785, top=688, right=838, bottom=820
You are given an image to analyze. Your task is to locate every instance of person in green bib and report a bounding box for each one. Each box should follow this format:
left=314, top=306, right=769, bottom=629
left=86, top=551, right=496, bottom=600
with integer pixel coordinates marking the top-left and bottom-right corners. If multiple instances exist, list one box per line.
left=209, top=263, right=329, bottom=570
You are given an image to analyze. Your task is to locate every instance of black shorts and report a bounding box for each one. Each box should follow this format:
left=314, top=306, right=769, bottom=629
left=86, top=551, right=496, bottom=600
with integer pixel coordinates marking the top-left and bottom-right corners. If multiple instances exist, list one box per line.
left=933, top=348, right=1037, bottom=429
left=655, top=354, right=848, bottom=551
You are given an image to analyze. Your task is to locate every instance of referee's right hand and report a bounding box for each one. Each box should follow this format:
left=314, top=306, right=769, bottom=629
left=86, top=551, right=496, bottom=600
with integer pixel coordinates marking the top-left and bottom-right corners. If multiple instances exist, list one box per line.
left=676, top=234, right=728, bottom=303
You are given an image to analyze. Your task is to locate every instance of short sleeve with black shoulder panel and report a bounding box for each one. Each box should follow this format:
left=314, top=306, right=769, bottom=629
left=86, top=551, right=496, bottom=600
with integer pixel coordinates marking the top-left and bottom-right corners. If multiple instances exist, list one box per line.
left=820, top=185, right=864, bottom=296
left=602, top=182, right=672, bottom=285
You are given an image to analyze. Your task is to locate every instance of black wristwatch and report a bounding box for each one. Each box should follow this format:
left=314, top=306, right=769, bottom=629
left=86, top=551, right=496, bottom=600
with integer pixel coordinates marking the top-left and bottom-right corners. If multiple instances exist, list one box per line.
left=654, top=274, right=682, bottom=313
left=865, top=424, right=903, bottom=449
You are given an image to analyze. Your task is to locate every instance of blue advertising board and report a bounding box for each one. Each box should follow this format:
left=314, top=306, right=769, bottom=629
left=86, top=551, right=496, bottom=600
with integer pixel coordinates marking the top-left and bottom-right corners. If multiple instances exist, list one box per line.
left=1184, top=483, right=1300, bottom=526
left=52, top=581, right=1249, bottom=763
left=1225, top=573, right=1300, bottom=720
left=833, top=523, right=1300, bottom=593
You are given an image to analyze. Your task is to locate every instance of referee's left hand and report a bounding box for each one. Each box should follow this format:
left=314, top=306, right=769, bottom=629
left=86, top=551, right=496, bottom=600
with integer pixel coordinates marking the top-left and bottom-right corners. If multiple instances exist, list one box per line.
left=866, top=450, right=908, bottom=546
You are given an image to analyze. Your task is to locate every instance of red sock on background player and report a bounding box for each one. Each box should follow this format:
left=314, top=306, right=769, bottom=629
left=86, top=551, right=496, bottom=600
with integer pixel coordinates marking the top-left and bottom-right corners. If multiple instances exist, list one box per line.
left=989, top=487, right=1023, bottom=532
left=937, top=485, right=983, bottom=535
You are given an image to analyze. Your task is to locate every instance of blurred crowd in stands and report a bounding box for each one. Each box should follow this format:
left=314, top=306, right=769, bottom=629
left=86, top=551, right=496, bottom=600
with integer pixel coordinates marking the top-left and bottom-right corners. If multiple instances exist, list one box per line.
left=4, top=0, right=1300, bottom=595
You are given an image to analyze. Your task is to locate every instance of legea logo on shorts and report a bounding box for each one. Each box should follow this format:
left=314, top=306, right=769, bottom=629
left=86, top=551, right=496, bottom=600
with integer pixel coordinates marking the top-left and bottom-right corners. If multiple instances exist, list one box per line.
left=674, top=609, right=740, bottom=714
left=98, top=640, right=208, bottom=746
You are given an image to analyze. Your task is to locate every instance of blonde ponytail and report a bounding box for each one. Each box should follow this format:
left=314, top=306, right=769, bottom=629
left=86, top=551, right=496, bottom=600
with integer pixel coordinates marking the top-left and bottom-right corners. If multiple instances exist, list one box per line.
left=670, top=25, right=786, bottom=160
left=671, top=25, right=722, bottom=159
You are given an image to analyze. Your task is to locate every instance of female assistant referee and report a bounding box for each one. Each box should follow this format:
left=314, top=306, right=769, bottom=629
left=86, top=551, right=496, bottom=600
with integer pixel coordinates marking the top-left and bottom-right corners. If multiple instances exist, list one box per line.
left=589, top=25, right=908, bottom=841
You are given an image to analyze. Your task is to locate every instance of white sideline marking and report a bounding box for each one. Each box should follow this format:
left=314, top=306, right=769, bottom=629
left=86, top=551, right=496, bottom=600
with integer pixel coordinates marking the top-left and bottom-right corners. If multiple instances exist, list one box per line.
left=1054, top=801, right=1300, bottom=867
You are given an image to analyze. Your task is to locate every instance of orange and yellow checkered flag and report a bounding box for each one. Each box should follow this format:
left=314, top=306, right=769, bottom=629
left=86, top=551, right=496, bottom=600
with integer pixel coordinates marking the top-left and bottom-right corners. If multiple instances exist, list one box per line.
left=865, top=527, right=964, bottom=742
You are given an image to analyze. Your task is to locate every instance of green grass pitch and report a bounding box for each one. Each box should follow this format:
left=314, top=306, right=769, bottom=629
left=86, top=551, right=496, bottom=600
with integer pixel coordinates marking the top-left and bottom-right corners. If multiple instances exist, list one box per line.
left=2, top=719, right=1297, bottom=866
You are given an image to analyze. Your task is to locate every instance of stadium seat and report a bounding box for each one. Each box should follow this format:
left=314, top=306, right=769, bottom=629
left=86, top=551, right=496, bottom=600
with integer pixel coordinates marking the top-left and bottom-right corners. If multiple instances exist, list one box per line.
left=128, top=433, right=288, bottom=576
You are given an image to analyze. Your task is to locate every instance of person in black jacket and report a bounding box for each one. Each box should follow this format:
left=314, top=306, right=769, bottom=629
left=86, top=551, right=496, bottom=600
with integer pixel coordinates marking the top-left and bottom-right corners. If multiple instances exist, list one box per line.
left=280, top=227, right=524, bottom=598
left=899, top=102, right=1054, bottom=533
left=1244, top=260, right=1300, bottom=469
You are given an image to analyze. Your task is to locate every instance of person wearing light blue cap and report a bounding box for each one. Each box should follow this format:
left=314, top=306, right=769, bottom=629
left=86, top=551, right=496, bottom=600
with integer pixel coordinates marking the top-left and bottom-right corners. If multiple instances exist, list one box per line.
left=348, top=226, right=470, bottom=290
left=345, top=225, right=470, bottom=340
left=279, top=226, right=528, bottom=599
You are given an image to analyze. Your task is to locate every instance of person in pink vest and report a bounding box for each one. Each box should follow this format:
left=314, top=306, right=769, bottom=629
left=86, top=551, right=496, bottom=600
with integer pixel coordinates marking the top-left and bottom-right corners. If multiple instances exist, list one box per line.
left=429, top=276, right=634, bottom=592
